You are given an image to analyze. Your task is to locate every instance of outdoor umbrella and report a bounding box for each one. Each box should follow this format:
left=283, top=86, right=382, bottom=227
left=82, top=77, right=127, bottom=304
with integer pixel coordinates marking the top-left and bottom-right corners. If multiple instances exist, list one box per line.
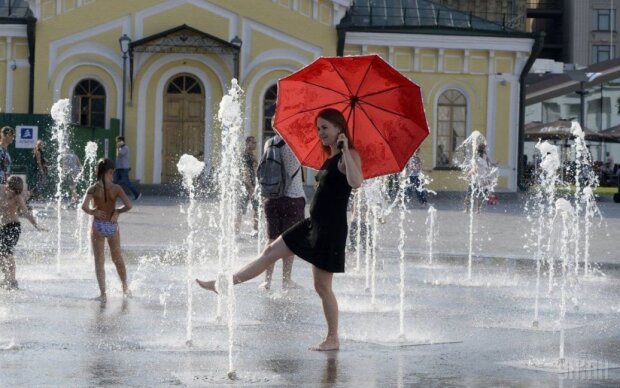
left=273, top=54, right=429, bottom=179
left=524, top=120, right=602, bottom=141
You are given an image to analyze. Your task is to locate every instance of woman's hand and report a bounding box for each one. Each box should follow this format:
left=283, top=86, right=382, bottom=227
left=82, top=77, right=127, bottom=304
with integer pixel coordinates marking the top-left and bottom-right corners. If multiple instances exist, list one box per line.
left=110, top=210, right=119, bottom=223
left=92, top=209, right=107, bottom=219
left=337, top=133, right=349, bottom=151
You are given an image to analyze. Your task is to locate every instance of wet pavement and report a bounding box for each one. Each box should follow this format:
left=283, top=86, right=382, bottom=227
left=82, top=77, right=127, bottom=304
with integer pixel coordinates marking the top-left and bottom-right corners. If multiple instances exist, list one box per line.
left=1, top=194, right=620, bottom=386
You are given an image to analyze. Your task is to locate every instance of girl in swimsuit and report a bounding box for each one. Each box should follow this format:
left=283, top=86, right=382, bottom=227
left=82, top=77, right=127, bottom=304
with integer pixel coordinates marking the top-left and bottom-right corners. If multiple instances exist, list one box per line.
left=81, top=158, right=132, bottom=303
left=197, top=109, right=363, bottom=351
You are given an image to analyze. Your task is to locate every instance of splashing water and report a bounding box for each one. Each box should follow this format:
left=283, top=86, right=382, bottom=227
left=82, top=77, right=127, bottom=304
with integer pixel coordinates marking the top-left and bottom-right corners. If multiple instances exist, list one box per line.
left=213, top=80, right=245, bottom=378
left=425, top=206, right=438, bottom=265
left=552, top=198, right=575, bottom=365
left=76, top=141, right=98, bottom=258
left=177, top=154, right=205, bottom=346
left=530, top=140, right=561, bottom=327
left=454, top=131, right=498, bottom=279
left=397, top=169, right=408, bottom=339
left=570, top=122, right=602, bottom=276
left=50, top=99, right=71, bottom=274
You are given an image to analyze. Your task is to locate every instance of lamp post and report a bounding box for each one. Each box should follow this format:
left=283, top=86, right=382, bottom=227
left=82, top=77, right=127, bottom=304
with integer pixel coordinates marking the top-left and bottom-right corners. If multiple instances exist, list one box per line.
left=230, top=35, right=242, bottom=81
left=567, top=70, right=602, bottom=129
left=119, top=34, right=131, bottom=137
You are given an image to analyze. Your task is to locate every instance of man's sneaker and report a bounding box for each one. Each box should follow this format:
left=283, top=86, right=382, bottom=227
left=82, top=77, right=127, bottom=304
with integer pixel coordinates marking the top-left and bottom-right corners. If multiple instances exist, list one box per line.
left=134, top=193, right=142, bottom=201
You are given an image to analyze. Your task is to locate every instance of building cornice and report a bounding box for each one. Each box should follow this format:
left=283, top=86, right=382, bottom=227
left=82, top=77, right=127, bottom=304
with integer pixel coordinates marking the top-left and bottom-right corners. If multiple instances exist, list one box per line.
left=345, top=32, right=534, bottom=53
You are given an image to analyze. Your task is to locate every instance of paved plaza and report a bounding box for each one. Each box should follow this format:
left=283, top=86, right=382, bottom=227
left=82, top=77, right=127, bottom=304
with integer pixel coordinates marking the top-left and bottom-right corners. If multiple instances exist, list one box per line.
left=1, top=193, right=620, bottom=386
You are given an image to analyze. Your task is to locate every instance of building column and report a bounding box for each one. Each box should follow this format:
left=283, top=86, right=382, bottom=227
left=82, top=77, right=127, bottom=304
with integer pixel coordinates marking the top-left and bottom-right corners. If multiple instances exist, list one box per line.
left=5, top=37, right=13, bottom=113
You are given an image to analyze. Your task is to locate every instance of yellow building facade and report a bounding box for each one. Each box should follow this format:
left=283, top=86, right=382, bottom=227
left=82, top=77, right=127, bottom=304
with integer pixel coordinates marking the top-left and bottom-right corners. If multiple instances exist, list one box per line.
left=1, top=0, right=535, bottom=191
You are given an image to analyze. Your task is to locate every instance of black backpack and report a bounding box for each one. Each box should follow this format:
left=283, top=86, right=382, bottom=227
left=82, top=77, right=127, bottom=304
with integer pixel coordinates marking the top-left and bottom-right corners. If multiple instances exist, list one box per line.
left=257, top=136, right=299, bottom=198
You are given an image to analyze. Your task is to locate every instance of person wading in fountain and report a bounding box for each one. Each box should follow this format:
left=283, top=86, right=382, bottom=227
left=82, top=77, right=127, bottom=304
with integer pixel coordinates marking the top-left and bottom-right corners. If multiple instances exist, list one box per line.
left=197, top=108, right=363, bottom=351
left=81, top=158, right=132, bottom=303
left=0, top=176, right=45, bottom=290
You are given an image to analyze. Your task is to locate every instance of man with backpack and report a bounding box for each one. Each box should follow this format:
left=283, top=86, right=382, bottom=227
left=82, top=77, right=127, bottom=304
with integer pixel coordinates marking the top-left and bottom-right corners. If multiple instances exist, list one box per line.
left=256, top=132, right=306, bottom=290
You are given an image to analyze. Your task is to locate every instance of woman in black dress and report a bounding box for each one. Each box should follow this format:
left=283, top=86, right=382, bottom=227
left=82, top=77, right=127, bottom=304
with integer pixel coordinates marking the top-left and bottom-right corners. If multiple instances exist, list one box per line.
left=197, top=108, right=363, bottom=351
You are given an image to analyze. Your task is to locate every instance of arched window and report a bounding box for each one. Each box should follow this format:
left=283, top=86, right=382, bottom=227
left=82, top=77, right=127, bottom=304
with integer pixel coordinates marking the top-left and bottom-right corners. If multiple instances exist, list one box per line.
left=436, top=89, right=467, bottom=167
left=166, top=74, right=203, bottom=95
left=72, top=79, right=106, bottom=128
left=262, top=85, right=277, bottom=143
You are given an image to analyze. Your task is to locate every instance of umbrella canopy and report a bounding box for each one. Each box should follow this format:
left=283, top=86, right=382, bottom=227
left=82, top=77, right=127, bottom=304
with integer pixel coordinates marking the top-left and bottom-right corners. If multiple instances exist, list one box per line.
left=273, top=54, right=429, bottom=179
left=524, top=120, right=602, bottom=141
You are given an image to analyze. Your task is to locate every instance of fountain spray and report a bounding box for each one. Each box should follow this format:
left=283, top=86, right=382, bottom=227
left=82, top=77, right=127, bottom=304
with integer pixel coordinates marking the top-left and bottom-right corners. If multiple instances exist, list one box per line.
left=176, top=154, right=205, bottom=346
left=50, top=99, right=71, bottom=274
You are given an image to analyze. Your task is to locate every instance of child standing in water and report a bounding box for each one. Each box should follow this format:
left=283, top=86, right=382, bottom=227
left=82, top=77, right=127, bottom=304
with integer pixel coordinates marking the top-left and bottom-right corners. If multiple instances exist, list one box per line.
left=81, top=158, right=132, bottom=302
left=0, top=176, right=45, bottom=290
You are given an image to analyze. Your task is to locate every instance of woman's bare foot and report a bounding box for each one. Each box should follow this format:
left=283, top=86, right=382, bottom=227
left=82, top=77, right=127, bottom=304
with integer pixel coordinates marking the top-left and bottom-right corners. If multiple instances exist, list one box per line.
left=195, top=278, right=218, bottom=293
left=282, top=280, right=301, bottom=290
left=258, top=281, right=271, bottom=291
left=93, top=294, right=107, bottom=303
left=123, top=288, right=132, bottom=298
left=309, top=336, right=339, bottom=351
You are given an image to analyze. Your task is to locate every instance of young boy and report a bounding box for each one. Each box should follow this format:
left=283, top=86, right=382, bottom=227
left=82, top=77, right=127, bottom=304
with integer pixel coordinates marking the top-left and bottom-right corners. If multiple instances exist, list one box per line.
left=0, top=176, right=44, bottom=290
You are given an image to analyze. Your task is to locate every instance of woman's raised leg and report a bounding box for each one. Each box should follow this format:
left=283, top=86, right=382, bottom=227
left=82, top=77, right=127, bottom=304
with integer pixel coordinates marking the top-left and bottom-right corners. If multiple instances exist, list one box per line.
left=310, top=265, right=339, bottom=351
left=196, top=236, right=293, bottom=293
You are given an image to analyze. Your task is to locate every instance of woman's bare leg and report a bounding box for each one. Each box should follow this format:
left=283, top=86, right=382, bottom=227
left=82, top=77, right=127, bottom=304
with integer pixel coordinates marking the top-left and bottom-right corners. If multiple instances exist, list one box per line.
left=196, top=236, right=293, bottom=292
left=107, top=232, right=129, bottom=295
left=282, top=256, right=300, bottom=289
left=91, top=232, right=107, bottom=301
left=310, top=266, right=339, bottom=351
left=259, top=239, right=276, bottom=290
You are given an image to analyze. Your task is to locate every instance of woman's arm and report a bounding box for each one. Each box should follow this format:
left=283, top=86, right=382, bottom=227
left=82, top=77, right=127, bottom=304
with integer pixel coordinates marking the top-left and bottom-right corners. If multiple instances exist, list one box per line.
left=337, top=134, right=363, bottom=188
left=111, top=185, right=132, bottom=222
left=17, top=196, right=44, bottom=230
left=81, top=186, right=106, bottom=219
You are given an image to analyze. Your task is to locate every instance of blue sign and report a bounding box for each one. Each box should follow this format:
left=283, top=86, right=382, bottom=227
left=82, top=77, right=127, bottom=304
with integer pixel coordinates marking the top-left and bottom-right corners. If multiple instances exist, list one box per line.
left=15, top=125, right=38, bottom=148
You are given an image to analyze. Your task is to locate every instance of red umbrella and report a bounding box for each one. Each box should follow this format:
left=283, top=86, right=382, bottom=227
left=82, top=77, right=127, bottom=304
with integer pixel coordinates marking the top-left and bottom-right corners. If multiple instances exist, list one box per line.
left=273, top=54, right=429, bottom=179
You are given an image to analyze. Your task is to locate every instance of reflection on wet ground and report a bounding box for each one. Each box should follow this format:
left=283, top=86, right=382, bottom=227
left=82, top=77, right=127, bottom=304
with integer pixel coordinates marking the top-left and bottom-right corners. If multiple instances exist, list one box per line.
left=1, top=255, right=620, bottom=386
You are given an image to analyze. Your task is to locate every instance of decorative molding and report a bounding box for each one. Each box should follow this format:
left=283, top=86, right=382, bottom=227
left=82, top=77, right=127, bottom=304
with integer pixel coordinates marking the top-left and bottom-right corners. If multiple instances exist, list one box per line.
left=48, top=16, right=131, bottom=79
left=244, top=48, right=309, bottom=83
left=134, top=0, right=238, bottom=41
left=52, top=60, right=122, bottom=125
left=346, top=32, right=535, bottom=53
left=0, top=25, right=27, bottom=38
left=243, top=63, right=299, bottom=137
left=5, top=37, right=13, bottom=112
left=242, top=19, right=322, bottom=80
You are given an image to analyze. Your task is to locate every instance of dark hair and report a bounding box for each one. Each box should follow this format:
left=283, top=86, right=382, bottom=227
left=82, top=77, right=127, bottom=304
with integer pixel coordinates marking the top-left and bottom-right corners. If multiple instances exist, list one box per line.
left=1, top=126, right=15, bottom=136
left=7, top=176, right=23, bottom=194
left=245, top=136, right=256, bottom=144
left=315, top=108, right=354, bottom=155
left=96, top=158, right=115, bottom=201
left=116, top=136, right=125, bottom=142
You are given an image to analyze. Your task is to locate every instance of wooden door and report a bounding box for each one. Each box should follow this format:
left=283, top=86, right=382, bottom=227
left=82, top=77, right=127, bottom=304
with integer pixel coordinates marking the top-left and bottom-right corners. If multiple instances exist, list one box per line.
left=162, top=74, right=205, bottom=182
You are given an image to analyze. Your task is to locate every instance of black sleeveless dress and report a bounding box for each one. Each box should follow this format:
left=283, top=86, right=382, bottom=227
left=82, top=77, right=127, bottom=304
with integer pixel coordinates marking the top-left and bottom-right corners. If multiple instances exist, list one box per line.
left=282, top=153, right=352, bottom=273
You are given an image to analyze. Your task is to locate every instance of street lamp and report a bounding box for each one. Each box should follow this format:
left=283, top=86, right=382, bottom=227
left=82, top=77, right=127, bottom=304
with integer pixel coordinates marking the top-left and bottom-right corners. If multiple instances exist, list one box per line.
left=567, top=70, right=602, bottom=129
left=230, top=35, right=242, bottom=81
left=119, top=34, right=132, bottom=137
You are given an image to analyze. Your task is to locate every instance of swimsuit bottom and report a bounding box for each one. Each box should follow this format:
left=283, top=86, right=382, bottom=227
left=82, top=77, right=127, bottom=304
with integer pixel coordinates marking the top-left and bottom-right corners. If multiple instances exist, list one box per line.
left=93, top=219, right=118, bottom=238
